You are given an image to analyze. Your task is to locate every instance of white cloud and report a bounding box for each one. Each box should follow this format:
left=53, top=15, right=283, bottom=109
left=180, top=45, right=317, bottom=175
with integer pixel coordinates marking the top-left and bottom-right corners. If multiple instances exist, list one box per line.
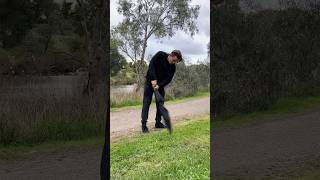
left=110, top=0, right=124, bottom=28
left=111, top=0, right=209, bottom=64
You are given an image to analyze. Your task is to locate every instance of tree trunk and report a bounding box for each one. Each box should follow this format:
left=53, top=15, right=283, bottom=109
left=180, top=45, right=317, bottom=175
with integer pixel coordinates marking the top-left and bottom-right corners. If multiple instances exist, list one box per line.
left=135, top=26, right=148, bottom=92
left=84, top=0, right=107, bottom=98
left=76, top=1, right=108, bottom=178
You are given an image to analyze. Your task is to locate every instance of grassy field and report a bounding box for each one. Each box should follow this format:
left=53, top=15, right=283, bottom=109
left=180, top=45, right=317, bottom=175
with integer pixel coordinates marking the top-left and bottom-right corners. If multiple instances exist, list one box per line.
left=0, top=137, right=104, bottom=160
left=0, top=95, right=106, bottom=146
left=267, top=157, right=320, bottom=180
left=111, top=115, right=210, bottom=179
left=1, top=94, right=320, bottom=178
left=214, top=95, right=320, bottom=130
left=293, top=171, right=320, bottom=180
left=213, top=95, right=320, bottom=179
left=111, top=91, right=209, bottom=112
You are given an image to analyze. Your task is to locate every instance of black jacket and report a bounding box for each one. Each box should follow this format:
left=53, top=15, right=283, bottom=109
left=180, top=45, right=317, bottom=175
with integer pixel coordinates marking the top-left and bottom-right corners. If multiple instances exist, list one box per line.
left=146, top=51, right=176, bottom=87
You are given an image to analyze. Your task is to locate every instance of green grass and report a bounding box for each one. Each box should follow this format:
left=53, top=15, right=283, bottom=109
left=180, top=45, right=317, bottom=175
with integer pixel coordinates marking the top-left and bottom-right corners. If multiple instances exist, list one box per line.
left=0, top=116, right=104, bottom=146
left=111, top=115, right=210, bottom=179
left=290, top=157, right=320, bottom=180
left=111, top=99, right=142, bottom=109
left=292, top=171, right=320, bottom=180
left=111, top=91, right=209, bottom=112
left=214, top=95, right=320, bottom=130
left=290, top=169, right=320, bottom=180
left=0, top=137, right=104, bottom=160
left=266, top=157, right=320, bottom=180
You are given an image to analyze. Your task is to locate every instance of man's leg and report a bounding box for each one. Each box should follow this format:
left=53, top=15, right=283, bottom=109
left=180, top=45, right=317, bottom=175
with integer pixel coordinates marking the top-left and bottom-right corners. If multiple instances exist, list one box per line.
left=155, top=87, right=166, bottom=128
left=141, top=82, right=153, bottom=132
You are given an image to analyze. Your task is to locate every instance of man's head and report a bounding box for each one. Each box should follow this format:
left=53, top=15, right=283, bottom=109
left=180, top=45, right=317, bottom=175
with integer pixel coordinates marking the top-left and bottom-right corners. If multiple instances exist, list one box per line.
left=168, top=50, right=183, bottom=64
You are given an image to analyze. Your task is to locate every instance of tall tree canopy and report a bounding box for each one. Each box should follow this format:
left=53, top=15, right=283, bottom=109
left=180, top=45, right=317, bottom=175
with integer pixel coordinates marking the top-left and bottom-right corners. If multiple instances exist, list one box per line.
left=113, top=0, right=200, bottom=88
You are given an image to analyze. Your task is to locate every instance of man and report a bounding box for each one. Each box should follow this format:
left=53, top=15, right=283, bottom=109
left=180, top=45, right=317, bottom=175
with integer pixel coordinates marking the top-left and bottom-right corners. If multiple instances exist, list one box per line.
left=141, top=50, right=183, bottom=133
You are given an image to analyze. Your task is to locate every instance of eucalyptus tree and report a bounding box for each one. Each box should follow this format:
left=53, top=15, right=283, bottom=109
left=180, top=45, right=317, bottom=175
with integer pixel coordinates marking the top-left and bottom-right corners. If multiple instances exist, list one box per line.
left=113, top=0, right=200, bottom=90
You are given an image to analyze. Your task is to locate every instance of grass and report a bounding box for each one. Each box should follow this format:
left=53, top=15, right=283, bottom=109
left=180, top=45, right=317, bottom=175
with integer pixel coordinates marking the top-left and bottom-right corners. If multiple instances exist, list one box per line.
left=111, top=91, right=209, bottom=112
left=111, top=115, right=210, bottom=179
left=0, top=92, right=106, bottom=146
left=214, top=95, right=320, bottom=130
left=293, top=171, right=320, bottom=180
left=265, top=157, right=320, bottom=180
left=212, top=95, right=320, bottom=179
left=0, top=137, right=104, bottom=160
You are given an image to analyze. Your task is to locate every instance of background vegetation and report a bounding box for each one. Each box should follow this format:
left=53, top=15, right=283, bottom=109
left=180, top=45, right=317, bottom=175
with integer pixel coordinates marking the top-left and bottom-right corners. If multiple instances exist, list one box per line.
left=212, top=0, right=320, bottom=117
left=0, top=0, right=209, bottom=147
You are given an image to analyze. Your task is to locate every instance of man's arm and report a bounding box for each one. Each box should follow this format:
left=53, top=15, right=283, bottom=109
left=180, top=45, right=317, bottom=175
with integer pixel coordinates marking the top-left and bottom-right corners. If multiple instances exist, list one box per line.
left=149, top=51, right=161, bottom=81
left=158, top=67, right=176, bottom=87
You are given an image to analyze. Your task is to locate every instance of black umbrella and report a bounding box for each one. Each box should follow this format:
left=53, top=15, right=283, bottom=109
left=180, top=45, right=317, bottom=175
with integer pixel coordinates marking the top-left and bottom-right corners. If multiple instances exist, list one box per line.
left=154, top=90, right=172, bottom=134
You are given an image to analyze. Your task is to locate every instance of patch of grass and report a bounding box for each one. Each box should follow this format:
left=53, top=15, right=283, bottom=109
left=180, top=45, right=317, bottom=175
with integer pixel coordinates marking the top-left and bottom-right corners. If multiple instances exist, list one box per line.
left=0, top=113, right=105, bottom=146
left=265, top=157, right=320, bottom=180
left=0, top=92, right=106, bottom=146
left=293, top=171, right=320, bottom=180
left=111, top=91, right=209, bottom=112
left=111, top=99, right=142, bottom=108
left=214, top=95, right=320, bottom=130
left=0, top=137, right=104, bottom=160
left=111, top=115, right=210, bottom=179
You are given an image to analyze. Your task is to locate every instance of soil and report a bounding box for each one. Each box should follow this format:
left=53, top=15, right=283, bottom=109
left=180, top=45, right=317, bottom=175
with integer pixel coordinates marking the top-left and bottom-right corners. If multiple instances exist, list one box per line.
left=213, top=109, right=320, bottom=179
left=0, top=97, right=209, bottom=180
left=110, top=97, right=210, bottom=141
left=1, top=98, right=319, bottom=179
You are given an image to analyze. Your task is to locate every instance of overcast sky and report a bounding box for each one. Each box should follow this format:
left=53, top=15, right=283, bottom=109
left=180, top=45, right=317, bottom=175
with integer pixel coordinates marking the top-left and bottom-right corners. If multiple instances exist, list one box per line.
left=110, top=0, right=210, bottom=64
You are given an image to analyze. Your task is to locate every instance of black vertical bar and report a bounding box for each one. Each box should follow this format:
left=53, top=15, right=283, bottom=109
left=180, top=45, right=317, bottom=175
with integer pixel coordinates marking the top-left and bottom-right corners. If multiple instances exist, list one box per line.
left=100, top=0, right=110, bottom=179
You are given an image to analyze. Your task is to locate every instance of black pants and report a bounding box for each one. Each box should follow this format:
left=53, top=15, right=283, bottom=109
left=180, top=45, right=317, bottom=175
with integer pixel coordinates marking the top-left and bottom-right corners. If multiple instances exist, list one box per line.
left=141, top=82, right=165, bottom=124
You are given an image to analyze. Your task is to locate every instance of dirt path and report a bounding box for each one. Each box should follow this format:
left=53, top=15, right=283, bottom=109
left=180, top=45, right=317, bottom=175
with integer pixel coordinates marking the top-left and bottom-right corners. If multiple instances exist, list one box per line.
left=110, top=97, right=210, bottom=141
left=0, top=148, right=102, bottom=180
left=0, top=97, right=209, bottom=180
left=1, top=98, right=319, bottom=179
left=214, top=109, right=320, bottom=179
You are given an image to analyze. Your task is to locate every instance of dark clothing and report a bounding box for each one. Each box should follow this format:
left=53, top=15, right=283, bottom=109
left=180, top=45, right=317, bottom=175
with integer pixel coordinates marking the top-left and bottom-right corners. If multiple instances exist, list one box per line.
left=141, top=82, right=165, bottom=124
left=141, top=51, right=176, bottom=124
left=146, top=51, right=176, bottom=88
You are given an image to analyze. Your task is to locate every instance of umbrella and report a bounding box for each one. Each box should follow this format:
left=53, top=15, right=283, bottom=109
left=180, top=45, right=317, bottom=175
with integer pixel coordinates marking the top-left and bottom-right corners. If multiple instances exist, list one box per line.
left=154, top=90, right=172, bottom=134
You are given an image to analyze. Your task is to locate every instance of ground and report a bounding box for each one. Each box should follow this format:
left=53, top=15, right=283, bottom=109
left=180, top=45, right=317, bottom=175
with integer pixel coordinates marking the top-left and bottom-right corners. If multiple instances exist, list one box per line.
left=0, top=97, right=209, bottom=180
left=111, top=97, right=210, bottom=141
left=213, top=109, right=320, bottom=179
left=1, top=97, right=320, bottom=179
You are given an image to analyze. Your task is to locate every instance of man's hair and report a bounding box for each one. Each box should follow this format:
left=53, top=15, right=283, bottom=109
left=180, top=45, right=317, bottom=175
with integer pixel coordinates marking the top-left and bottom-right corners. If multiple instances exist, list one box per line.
left=171, top=50, right=183, bottom=62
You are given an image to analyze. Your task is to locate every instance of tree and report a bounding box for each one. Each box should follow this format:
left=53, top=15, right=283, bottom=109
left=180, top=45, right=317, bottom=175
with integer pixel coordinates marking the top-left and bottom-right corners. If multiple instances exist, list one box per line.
left=0, top=0, right=34, bottom=48
left=211, top=0, right=320, bottom=117
left=75, top=0, right=107, bottom=96
left=110, top=39, right=127, bottom=76
left=113, top=0, right=200, bottom=90
left=73, top=1, right=108, bottom=179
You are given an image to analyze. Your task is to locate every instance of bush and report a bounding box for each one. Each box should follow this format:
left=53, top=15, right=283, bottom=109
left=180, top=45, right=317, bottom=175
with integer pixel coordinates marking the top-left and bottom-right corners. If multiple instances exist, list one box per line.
left=212, top=0, right=320, bottom=115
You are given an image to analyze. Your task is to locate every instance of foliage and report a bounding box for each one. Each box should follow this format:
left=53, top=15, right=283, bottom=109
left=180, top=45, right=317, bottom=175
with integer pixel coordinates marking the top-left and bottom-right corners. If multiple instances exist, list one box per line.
left=164, top=61, right=210, bottom=99
left=212, top=0, right=320, bottom=115
left=0, top=1, right=94, bottom=75
left=113, top=0, right=200, bottom=89
left=110, top=39, right=127, bottom=76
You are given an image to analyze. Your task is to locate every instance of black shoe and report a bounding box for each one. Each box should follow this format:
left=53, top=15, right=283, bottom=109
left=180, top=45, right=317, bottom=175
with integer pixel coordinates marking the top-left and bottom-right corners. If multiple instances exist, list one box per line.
left=155, top=122, right=167, bottom=128
left=142, top=124, right=149, bottom=133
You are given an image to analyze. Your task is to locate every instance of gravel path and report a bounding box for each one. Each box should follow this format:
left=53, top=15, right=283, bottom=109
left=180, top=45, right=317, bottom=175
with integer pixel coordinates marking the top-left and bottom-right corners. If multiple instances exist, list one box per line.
left=1, top=98, right=319, bottom=179
left=0, top=148, right=101, bottom=180
left=110, top=97, right=210, bottom=140
left=0, top=97, right=210, bottom=180
left=213, top=109, right=320, bottom=179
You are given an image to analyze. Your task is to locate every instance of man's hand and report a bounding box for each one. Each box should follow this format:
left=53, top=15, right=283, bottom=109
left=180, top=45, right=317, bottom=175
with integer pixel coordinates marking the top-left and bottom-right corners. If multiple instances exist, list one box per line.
left=151, top=80, right=157, bottom=87
left=153, top=85, right=159, bottom=91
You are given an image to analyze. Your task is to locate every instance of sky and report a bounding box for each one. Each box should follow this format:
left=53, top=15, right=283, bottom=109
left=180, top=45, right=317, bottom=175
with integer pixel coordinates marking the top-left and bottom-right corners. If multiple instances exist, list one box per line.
left=110, top=0, right=210, bottom=64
